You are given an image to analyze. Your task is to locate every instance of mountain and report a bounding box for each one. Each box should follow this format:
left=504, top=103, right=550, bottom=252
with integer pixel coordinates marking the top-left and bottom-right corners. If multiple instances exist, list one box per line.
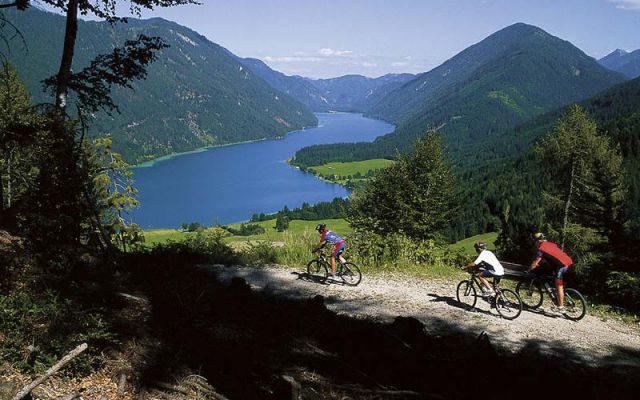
left=292, top=23, right=627, bottom=168
left=232, top=57, right=332, bottom=112
left=599, top=49, right=640, bottom=79
left=456, top=76, right=640, bottom=242
left=233, top=56, right=415, bottom=113
left=308, top=73, right=415, bottom=112
left=2, top=8, right=317, bottom=163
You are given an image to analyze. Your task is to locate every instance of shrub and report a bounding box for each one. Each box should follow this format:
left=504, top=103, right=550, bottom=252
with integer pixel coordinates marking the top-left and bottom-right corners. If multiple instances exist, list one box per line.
left=606, top=271, right=640, bottom=311
left=239, top=241, right=278, bottom=265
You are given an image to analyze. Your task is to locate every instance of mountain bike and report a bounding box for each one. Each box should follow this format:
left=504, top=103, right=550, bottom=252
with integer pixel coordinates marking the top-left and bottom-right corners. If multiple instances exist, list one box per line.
left=456, top=268, right=523, bottom=320
left=306, top=249, right=362, bottom=286
left=515, top=274, right=587, bottom=321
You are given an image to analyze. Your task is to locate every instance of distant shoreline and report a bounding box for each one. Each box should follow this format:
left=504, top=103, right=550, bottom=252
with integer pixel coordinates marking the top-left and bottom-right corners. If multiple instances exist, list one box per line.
left=129, top=116, right=341, bottom=168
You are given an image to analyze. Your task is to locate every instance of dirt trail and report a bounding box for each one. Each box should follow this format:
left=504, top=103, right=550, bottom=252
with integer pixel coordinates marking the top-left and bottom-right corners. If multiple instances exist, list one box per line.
left=208, top=264, right=640, bottom=368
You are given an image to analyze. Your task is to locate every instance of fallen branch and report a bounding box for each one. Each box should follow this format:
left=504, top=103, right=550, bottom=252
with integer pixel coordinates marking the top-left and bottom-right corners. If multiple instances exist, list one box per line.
left=12, top=343, right=88, bottom=400
left=55, top=392, right=81, bottom=400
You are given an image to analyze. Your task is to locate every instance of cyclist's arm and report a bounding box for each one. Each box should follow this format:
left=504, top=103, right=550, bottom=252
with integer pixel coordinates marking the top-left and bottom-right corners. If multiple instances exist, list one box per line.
left=529, top=256, right=542, bottom=273
left=312, top=240, right=328, bottom=253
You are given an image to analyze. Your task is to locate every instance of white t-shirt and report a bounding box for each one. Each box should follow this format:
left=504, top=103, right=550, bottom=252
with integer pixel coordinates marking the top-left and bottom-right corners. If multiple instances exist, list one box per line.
left=473, top=250, right=505, bottom=276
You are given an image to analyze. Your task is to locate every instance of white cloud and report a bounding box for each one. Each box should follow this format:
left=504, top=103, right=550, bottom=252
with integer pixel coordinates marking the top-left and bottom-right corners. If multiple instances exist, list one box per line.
left=264, top=56, right=323, bottom=63
left=608, top=0, right=640, bottom=10
left=391, top=61, right=409, bottom=67
left=361, top=62, right=378, bottom=67
left=318, top=48, right=354, bottom=57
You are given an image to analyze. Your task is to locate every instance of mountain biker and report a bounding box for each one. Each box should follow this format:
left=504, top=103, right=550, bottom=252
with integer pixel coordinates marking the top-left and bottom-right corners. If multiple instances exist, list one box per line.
left=528, top=232, right=573, bottom=312
left=466, top=241, right=505, bottom=296
left=312, top=223, right=347, bottom=277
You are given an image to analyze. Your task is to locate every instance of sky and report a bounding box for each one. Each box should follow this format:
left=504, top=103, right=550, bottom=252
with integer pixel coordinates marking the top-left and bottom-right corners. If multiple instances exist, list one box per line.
left=48, top=0, right=640, bottom=79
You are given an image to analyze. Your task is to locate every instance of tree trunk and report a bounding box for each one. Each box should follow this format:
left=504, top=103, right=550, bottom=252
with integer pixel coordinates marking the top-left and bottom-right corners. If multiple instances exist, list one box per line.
left=561, top=161, right=575, bottom=250
left=7, top=149, right=12, bottom=208
left=55, top=0, right=79, bottom=113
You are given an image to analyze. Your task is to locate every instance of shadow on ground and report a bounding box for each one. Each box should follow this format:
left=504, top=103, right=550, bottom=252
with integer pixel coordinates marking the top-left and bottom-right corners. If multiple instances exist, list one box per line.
left=121, top=255, right=640, bottom=399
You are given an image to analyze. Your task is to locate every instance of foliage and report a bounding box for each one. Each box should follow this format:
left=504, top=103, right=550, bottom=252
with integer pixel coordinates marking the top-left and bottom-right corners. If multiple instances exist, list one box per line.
left=224, top=222, right=266, bottom=236
left=250, top=197, right=350, bottom=222
left=181, top=222, right=202, bottom=232
left=349, top=130, right=459, bottom=241
left=0, top=288, right=119, bottom=377
left=238, top=240, right=278, bottom=265
left=606, top=271, right=640, bottom=311
left=275, top=212, right=289, bottom=232
left=182, top=227, right=238, bottom=264
left=90, top=137, right=144, bottom=251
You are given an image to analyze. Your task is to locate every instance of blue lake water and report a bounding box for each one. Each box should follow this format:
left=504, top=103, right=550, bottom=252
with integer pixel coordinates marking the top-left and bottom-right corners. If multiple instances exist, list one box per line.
left=130, top=113, right=394, bottom=228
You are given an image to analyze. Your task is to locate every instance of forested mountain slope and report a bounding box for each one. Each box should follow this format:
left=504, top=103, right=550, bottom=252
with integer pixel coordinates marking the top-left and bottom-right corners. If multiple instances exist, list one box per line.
left=454, top=77, right=640, bottom=241
left=599, top=49, right=640, bottom=79
left=2, top=8, right=317, bottom=163
left=292, top=23, right=627, bottom=168
left=233, top=57, right=332, bottom=112
left=308, top=73, right=415, bottom=112
left=234, top=56, right=415, bottom=113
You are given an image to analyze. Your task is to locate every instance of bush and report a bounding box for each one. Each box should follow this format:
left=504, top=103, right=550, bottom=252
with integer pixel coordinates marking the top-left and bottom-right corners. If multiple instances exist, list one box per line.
left=0, top=289, right=118, bottom=377
left=182, top=228, right=239, bottom=264
left=606, top=271, right=640, bottom=311
left=239, top=241, right=278, bottom=265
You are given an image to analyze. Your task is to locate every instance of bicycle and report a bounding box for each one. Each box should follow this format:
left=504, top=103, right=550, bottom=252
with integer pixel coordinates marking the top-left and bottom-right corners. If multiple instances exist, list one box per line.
left=306, top=249, right=362, bottom=286
left=515, top=274, right=587, bottom=321
left=456, top=268, right=523, bottom=320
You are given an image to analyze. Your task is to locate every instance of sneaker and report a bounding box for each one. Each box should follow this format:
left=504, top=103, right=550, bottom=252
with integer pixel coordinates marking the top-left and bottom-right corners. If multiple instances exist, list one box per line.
left=551, top=305, right=565, bottom=313
left=481, top=290, right=494, bottom=297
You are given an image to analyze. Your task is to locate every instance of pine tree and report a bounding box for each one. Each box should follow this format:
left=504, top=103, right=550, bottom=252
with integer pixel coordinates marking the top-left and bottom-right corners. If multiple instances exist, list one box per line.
left=0, top=62, right=38, bottom=219
left=349, top=130, right=458, bottom=241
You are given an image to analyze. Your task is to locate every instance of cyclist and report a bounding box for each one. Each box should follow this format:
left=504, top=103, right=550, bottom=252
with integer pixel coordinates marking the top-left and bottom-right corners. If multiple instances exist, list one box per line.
left=312, top=223, right=347, bottom=277
left=466, top=241, right=504, bottom=296
left=528, top=232, right=573, bottom=312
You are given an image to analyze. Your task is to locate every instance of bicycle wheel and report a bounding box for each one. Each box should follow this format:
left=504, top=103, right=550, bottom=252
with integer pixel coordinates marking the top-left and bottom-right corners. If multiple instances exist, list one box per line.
left=495, top=289, right=523, bottom=320
left=456, top=280, right=477, bottom=310
left=340, top=262, right=362, bottom=286
left=306, top=259, right=328, bottom=282
left=563, top=288, right=587, bottom=321
left=516, top=280, right=544, bottom=309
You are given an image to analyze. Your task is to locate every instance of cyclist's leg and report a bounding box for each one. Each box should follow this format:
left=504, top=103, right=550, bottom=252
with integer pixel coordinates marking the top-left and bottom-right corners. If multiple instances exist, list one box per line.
left=330, top=243, right=344, bottom=275
left=478, top=270, right=494, bottom=292
left=333, top=243, right=346, bottom=266
left=555, top=265, right=570, bottom=307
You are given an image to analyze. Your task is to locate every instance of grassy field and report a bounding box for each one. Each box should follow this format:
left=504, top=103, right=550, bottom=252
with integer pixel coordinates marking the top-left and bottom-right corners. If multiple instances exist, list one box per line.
left=308, top=159, right=394, bottom=184
left=449, top=232, right=499, bottom=256
left=143, top=218, right=352, bottom=247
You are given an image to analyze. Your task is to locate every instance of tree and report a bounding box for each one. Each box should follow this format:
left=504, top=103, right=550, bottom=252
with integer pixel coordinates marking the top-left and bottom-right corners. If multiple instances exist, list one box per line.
left=91, top=137, right=144, bottom=252
left=349, top=130, right=459, bottom=241
left=0, top=62, right=34, bottom=212
left=536, top=105, right=627, bottom=249
left=275, top=213, right=289, bottom=232
left=0, top=0, right=197, bottom=248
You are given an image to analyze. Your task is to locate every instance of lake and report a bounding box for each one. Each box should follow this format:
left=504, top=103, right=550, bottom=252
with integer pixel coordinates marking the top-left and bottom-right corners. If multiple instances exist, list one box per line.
left=130, top=113, right=394, bottom=228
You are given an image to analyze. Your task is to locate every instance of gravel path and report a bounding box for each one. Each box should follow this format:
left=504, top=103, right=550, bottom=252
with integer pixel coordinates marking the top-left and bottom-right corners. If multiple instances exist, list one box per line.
left=207, top=264, right=640, bottom=368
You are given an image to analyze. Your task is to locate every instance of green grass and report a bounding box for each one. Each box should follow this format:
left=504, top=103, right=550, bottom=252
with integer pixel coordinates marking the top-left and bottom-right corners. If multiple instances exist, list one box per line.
left=143, top=218, right=352, bottom=247
left=449, top=232, right=499, bottom=256
left=309, top=159, right=394, bottom=184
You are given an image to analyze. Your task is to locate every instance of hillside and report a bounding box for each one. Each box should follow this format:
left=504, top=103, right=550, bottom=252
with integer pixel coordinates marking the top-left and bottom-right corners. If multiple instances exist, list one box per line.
left=2, top=8, right=317, bottom=163
left=235, top=56, right=415, bottom=113
left=599, top=48, right=640, bottom=78
left=234, top=57, right=332, bottom=111
left=292, top=23, right=627, bottom=168
left=308, top=73, right=415, bottom=112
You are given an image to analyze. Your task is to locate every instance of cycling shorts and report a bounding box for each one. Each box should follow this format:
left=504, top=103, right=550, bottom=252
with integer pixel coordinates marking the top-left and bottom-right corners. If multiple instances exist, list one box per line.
left=556, top=265, right=572, bottom=281
left=332, top=241, right=346, bottom=259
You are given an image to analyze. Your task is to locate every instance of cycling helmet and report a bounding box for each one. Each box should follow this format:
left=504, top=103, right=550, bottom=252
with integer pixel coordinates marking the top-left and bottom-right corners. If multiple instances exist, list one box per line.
left=533, top=232, right=546, bottom=241
left=474, top=241, right=487, bottom=252
left=315, top=223, right=326, bottom=233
